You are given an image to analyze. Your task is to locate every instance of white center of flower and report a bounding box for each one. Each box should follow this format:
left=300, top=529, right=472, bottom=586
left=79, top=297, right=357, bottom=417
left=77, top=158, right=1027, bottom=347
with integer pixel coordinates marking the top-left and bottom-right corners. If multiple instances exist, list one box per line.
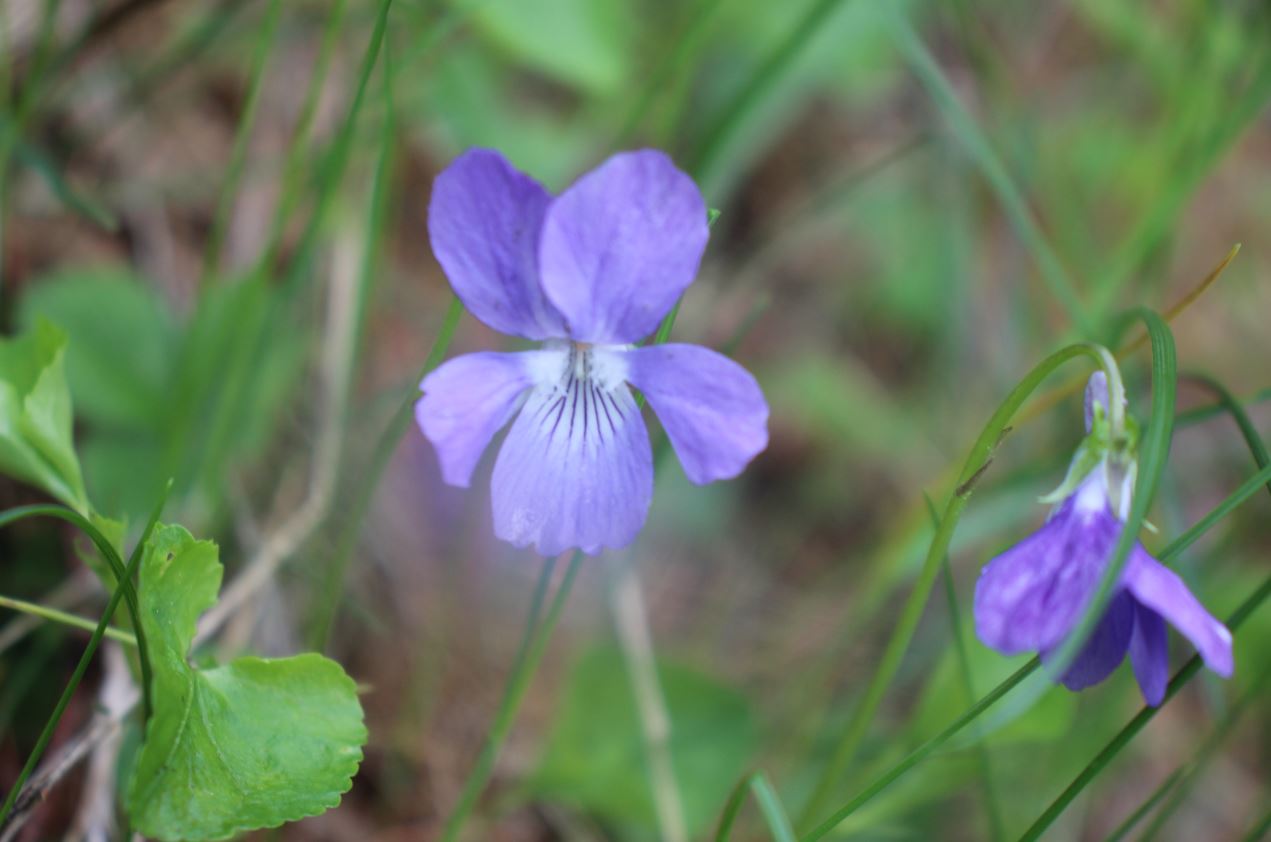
left=532, top=339, right=630, bottom=392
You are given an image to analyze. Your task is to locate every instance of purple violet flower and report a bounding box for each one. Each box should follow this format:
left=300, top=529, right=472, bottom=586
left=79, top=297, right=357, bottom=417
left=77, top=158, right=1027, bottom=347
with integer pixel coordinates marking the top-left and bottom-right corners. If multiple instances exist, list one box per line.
left=974, top=373, right=1233, bottom=705
left=415, top=149, right=769, bottom=556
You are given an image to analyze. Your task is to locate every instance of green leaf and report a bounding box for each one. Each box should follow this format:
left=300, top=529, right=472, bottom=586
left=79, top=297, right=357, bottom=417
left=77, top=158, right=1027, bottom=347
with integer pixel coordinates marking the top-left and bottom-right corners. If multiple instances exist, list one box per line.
left=127, top=524, right=366, bottom=841
left=18, top=267, right=176, bottom=430
left=0, top=319, right=89, bottom=512
left=465, top=0, right=634, bottom=93
left=530, top=646, right=756, bottom=835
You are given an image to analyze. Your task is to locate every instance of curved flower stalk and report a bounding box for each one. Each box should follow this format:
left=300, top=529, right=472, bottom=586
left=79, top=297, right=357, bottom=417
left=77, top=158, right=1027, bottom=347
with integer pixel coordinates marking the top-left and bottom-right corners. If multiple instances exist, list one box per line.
left=416, top=149, right=769, bottom=556
left=974, top=373, right=1233, bottom=705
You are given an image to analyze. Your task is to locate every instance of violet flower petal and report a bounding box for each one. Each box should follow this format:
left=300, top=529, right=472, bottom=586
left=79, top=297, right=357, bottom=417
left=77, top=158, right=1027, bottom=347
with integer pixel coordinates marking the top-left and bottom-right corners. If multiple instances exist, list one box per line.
left=1041, top=591, right=1134, bottom=691
left=538, top=150, right=708, bottom=344
left=428, top=149, right=565, bottom=339
left=622, top=343, right=768, bottom=484
left=1129, top=602, right=1169, bottom=706
left=974, top=485, right=1121, bottom=654
left=1124, top=546, right=1234, bottom=677
left=491, top=372, right=653, bottom=556
left=416, top=350, right=552, bottom=487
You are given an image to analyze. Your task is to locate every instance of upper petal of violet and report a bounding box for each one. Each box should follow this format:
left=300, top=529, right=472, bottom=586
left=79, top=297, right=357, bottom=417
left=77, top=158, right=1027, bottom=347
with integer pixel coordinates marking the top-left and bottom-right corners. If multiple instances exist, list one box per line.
left=416, top=350, right=560, bottom=487
left=622, top=343, right=768, bottom=484
left=538, top=150, right=708, bottom=344
left=428, top=149, right=566, bottom=339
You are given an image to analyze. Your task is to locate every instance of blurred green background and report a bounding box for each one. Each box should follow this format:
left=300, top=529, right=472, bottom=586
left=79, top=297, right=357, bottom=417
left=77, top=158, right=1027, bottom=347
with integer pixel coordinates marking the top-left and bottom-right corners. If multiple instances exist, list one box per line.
left=0, top=0, right=1269, bottom=838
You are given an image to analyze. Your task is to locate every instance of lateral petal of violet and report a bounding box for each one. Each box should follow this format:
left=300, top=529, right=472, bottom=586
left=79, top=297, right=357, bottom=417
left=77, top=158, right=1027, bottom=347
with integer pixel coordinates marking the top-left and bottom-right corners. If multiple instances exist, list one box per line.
left=538, top=150, right=708, bottom=344
left=417, top=350, right=560, bottom=487
left=491, top=356, right=653, bottom=556
left=1124, top=546, right=1234, bottom=677
left=428, top=148, right=566, bottom=339
left=622, top=343, right=768, bottom=484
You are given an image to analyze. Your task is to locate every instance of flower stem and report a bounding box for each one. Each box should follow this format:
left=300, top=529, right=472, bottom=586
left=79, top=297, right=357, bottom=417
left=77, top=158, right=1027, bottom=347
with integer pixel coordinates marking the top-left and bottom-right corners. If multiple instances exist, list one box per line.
left=0, top=595, right=136, bottom=647
left=609, top=557, right=688, bottom=842
left=441, top=550, right=584, bottom=841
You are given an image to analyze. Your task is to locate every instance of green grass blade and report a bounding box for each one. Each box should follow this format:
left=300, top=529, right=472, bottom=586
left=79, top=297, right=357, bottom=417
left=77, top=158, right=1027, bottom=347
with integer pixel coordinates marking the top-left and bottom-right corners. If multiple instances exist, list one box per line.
left=274, top=0, right=394, bottom=292
left=192, top=0, right=393, bottom=502
left=201, top=0, right=284, bottom=282
left=0, top=594, right=137, bottom=646
left=1103, top=768, right=1183, bottom=842
left=1183, top=375, right=1271, bottom=469
left=0, top=485, right=168, bottom=828
left=1136, top=667, right=1267, bottom=841
left=800, top=660, right=1040, bottom=842
left=688, top=0, right=853, bottom=183
left=885, top=7, right=1091, bottom=335
left=260, top=0, right=350, bottom=270
left=0, top=504, right=153, bottom=715
left=1088, top=49, right=1271, bottom=319
left=1176, top=388, right=1271, bottom=427
left=2, top=120, right=117, bottom=229
left=715, top=771, right=798, bottom=842
left=1019, top=371, right=1271, bottom=842
left=805, top=472, right=1271, bottom=842
left=929, top=496, right=1004, bottom=842
left=1240, top=803, right=1271, bottom=842
left=1017, top=574, right=1271, bottom=842
left=614, top=0, right=728, bottom=146
left=796, top=342, right=1116, bottom=829
left=308, top=296, right=463, bottom=649
left=441, top=551, right=585, bottom=842
left=0, top=0, right=63, bottom=304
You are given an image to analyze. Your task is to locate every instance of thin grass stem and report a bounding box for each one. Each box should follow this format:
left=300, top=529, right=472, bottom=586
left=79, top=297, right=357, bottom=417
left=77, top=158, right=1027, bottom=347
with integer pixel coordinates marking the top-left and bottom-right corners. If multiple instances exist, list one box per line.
left=441, top=551, right=584, bottom=841
left=1017, top=575, right=1271, bottom=842
left=885, top=7, right=1091, bottom=335
left=201, top=0, right=283, bottom=282
left=308, top=296, right=463, bottom=649
left=0, top=595, right=137, bottom=647
left=0, top=489, right=166, bottom=829
left=796, top=342, right=1124, bottom=828
left=715, top=770, right=798, bottom=842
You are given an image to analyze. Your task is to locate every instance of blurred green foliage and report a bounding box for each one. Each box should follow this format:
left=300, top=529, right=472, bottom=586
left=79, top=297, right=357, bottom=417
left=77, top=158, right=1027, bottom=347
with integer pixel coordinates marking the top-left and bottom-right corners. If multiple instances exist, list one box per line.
left=531, top=646, right=756, bottom=836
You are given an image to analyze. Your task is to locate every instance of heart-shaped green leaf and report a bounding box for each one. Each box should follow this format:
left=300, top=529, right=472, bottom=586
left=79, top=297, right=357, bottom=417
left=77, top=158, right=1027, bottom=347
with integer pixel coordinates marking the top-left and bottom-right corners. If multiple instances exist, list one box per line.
left=127, top=524, right=366, bottom=841
left=0, top=319, right=88, bottom=512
